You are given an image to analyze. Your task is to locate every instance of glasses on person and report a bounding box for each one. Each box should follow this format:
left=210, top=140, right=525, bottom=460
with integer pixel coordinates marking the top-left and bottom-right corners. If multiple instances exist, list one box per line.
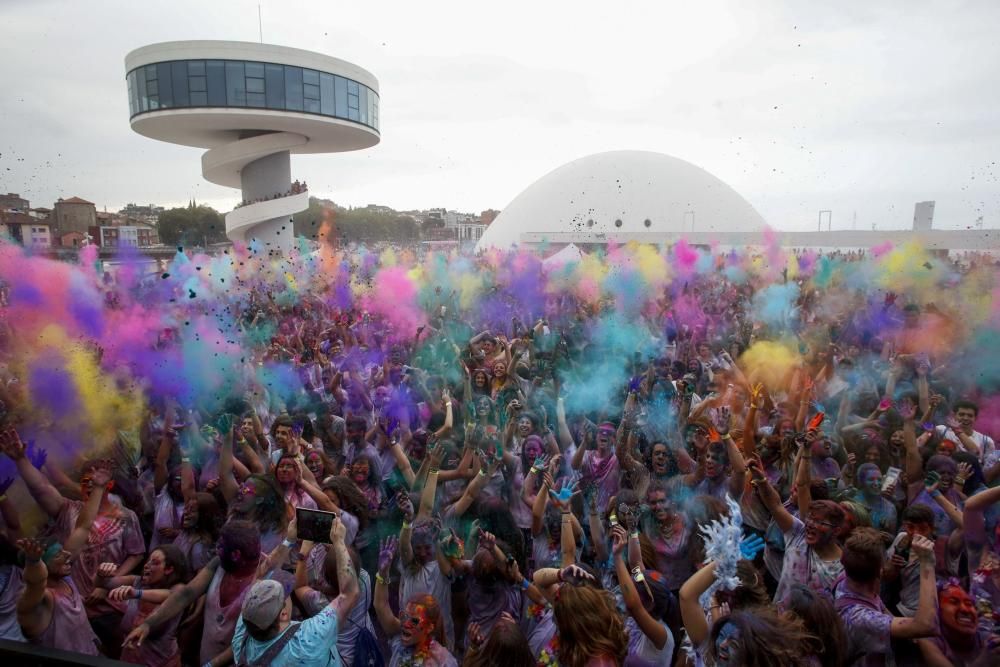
left=806, top=516, right=836, bottom=529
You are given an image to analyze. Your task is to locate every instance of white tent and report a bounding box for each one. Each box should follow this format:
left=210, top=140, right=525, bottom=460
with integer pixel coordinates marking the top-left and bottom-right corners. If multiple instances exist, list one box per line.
left=542, top=243, right=585, bottom=268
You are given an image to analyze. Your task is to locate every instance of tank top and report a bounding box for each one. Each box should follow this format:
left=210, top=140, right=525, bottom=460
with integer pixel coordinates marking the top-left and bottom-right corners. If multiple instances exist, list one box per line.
left=31, top=578, right=100, bottom=656
left=119, top=575, right=182, bottom=667
left=200, top=565, right=258, bottom=664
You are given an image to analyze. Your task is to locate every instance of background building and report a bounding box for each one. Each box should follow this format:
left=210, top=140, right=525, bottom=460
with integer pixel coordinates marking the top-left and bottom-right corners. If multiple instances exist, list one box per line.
left=125, top=40, right=381, bottom=253
left=51, top=196, right=98, bottom=237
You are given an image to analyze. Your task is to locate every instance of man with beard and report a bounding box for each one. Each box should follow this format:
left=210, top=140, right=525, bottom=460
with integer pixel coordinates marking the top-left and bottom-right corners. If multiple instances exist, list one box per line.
left=16, top=460, right=113, bottom=655
left=123, top=519, right=293, bottom=667
left=835, top=528, right=939, bottom=666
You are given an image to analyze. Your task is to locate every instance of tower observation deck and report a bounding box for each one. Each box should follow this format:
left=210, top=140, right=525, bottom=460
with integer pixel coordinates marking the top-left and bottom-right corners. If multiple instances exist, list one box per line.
left=125, top=40, right=380, bottom=253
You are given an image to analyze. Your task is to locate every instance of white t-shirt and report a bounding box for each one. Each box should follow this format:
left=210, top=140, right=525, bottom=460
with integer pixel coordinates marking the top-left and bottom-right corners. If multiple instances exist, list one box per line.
left=934, top=426, right=997, bottom=468
left=773, top=517, right=844, bottom=606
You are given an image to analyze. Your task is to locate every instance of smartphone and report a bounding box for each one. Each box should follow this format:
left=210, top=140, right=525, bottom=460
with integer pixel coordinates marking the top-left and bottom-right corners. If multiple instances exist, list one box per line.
left=883, top=466, right=902, bottom=493
left=296, top=507, right=337, bottom=543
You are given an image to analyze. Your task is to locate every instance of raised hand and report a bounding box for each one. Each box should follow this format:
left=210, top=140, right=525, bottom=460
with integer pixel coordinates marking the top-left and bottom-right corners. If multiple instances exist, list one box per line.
left=531, top=453, right=550, bottom=473
left=428, top=440, right=445, bottom=468
left=910, top=534, right=935, bottom=563
left=924, top=470, right=941, bottom=495
left=0, top=428, right=25, bottom=460
left=945, top=415, right=962, bottom=431
left=548, top=479, right=580, bottom=510
left=329, top=515, right=346, bottom=543
left=610, top=524, right=628, bottom=556
left=739, top=534, right=766, bottom=560
left=25, top=441, right=47, bottom=470
left=956, top=462, right=972, bottom=488
left=558, top=563, right=595, bottom=584
left=478, top=529, right=497, bottom=553
left=438, top=528, right=465, bottom=560
left=749, top=383, right=766, bottom=410
left=896, top=400, right=916, bottom=421
left=715, top=406, right=731, bottom=436
left=378, top=536, right=398, bottom=575
left=17, top=538, right=45, bottom=563
left=98, top=562, right=118, bottom=578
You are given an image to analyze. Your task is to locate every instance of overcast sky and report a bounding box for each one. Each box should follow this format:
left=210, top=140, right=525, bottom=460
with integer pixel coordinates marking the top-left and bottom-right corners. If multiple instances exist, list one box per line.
left=2, top=0, right=999, bottom=231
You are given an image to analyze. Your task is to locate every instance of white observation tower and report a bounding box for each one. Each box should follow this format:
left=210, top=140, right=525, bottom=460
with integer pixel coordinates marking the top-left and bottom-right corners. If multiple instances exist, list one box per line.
left=125, top=41, right=380, bottom=253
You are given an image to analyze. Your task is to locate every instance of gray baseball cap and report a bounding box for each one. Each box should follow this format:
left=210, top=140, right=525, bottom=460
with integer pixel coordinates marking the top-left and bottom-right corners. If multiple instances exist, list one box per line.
left=241, top=579, right=286, bottom=629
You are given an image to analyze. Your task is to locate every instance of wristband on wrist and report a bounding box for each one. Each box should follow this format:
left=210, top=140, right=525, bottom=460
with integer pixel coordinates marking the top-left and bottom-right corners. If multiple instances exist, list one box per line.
left=402, top=521, right=411, bottom=530
left=429, top=468, right=440, bottom=475
left=26, top=554, right=41, bottom=564
left=631, top=566, right=645, bottom=583
left=477, top=469, right=487, bottom=477
left=375, top=573, right=388, bottom=585
left=133, top=586, right=143, bottom=600
left=630, top=530, right=639, bottom=539
left=930, top=489, right=942, bottom=498
left=520, top=578, right=531, bottom=590
left=282, top=538, right=296, bottom=548
left=529, top=466, right=539, bottom=475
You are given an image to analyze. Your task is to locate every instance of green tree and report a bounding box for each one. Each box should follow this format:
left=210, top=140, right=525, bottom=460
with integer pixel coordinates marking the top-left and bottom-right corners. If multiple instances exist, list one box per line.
left=157, top=205, right=227, bottom=247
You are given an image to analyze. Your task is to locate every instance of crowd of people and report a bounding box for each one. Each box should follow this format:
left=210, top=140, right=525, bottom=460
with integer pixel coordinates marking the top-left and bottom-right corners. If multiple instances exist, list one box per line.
left=235, top=181, right=308, bottom=209
left=0, top=236, right=999, bottom=666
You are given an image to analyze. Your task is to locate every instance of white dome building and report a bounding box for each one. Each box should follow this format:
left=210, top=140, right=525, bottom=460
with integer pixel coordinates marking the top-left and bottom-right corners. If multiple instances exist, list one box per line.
left=476, top=150, right=766, bottom=250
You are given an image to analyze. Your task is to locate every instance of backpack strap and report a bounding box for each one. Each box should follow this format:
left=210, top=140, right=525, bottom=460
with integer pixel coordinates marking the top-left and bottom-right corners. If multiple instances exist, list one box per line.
left=239, top=622, right=303, bottom=667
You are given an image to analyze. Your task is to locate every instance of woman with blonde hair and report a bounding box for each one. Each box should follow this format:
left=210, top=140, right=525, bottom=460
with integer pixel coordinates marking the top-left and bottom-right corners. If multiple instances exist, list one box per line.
left=552, top=583, right=628, bottom=667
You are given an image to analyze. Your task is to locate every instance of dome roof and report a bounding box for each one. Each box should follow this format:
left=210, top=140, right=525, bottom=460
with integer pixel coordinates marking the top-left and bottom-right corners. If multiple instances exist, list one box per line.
left=477, top=150, right=766, bottom=250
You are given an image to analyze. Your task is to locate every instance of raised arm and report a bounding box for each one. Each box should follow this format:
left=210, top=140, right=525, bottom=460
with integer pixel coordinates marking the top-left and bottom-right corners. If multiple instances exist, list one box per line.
left=611, top=526, right=670, bottom=651
left=750, top=460, right=795, bottom=533
left=1, top=428, right=66, bottom=518
left=327, top=515, right=359, bottom=624
left=373, top=537, right=401, bottom=636
left=64, top=461, right=113, bottom=556
left=679, top=560, right=718, bottom=647
left=123, top=557, right=220, bottom=649
left=890, top=535, right=938, bottom=639
left=15, top=539, right=52, bottom=637
left=218, top=418, right=239, bottom=503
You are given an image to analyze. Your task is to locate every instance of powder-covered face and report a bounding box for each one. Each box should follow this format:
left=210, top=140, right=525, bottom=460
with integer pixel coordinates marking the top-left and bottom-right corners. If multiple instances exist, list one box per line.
left=705, top=448, right=727, bottom=479
left=305, top=452, right=323, bottom=477
left=939, top=586, right=977, bottom=636
left=804, top=510, right=837, bottom=546
left=47, top=548, right=73, bottom=578
left=524, top=438, right=543, bottom=462
left=182, top=498, right=199, bottom=528
left=651, top=443, right=670, bottom=475
left=143, top=549, right=169, bottom=586
left=351, top=459, right=370, bottom=485
left=811, top=436, right=832, bottom=459
left=235, top=479, right=259, bottom=513
left=955, top=407, right=976, bottom=431
left=715, top=622, right=742, bottom=666
left=648, top=490, right=670, bottom=522
left=475, top=397, right=492, bottom=417
left=400, top=603, right=434, bottom=647
left=859, top=467, right=882, bottom=496
left=596, top=426, right=615, bottom=450
left=937, top=440, right=956, bottom=457
left=276, top=458, right=298, bottom=485
left=274, top=425, right=294, bottom=446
